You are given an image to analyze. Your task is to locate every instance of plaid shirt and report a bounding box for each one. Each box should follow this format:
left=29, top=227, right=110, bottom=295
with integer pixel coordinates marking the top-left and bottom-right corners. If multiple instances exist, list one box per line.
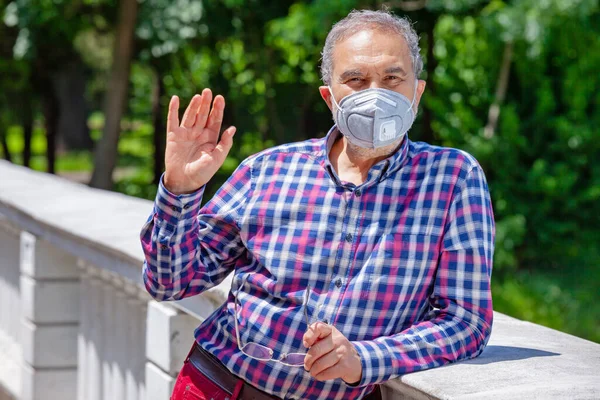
left=141, top=128, right=495, bottom=400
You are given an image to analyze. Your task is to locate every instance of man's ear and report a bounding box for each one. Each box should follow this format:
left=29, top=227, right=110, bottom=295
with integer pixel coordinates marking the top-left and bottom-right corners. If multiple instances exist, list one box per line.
left=414, top=80, right=427, bottom=111
left=319, top=86, right=333, bottom=111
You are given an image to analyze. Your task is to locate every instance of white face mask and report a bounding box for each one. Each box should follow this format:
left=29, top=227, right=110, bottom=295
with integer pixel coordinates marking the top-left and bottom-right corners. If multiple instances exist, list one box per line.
left=329, top=82, right=418, bottom=149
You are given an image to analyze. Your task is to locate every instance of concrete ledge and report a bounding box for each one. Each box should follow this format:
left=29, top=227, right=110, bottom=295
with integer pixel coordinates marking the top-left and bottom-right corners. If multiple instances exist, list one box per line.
left=382, top=313, right=600, bottom=399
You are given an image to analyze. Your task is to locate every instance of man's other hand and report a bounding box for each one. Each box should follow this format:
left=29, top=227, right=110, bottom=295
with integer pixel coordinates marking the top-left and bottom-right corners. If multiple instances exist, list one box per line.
left=303, top=322, right=363, bottom=385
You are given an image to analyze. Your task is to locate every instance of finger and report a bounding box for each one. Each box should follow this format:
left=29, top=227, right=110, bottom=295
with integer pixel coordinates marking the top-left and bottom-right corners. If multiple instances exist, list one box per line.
left=167, top=95, right=180, bottom=134
left=205, top=95, right=226, bottom=142
left=181, top=94, right=202, bottom=128
left=313, top=362, right=345, bottom=382
left=193, top=88, right=213, bottom=132
left=309, top=350, right=342, bottom=380
left=304, top=334, right=334, bottom=371
left=303, top=322, right=333, bottom=348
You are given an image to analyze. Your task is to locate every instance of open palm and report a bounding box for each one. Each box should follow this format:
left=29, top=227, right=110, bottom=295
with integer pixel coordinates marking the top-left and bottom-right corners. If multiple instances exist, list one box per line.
left=163, top=89, right=236, bottom=194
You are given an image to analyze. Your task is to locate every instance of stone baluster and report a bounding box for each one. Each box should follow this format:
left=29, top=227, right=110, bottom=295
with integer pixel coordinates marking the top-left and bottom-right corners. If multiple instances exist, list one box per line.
left=19, top=231, right=80, bottom=400
left=124, top=282, right=145, bottom=400
left=0, top=222, right=20, bottom=342
left=144, top=300, right=201, bottom=400
left=137, top=293, right=148, bottom=400
left=100, top=271, right=115, bottom=400
left=76, top=263, right=91, bottom=400
left=111, top=275, right=127, bottom=400
left=0, top=221, right=23, bottom=399
left=86, top=270, right=104, bottom=400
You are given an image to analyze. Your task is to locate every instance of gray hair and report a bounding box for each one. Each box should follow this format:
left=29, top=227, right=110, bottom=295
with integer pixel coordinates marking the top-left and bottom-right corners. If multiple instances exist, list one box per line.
left=320, top=9, right=423, bottom=85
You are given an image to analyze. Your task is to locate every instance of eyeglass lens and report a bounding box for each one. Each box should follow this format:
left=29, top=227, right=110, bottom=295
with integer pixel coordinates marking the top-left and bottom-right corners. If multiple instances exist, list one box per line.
left=235, top=277, right=312, bottom=366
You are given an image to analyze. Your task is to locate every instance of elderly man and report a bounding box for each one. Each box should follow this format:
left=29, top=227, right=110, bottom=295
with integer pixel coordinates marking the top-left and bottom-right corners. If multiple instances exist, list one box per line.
left=141, top=8, right=494, bottom=400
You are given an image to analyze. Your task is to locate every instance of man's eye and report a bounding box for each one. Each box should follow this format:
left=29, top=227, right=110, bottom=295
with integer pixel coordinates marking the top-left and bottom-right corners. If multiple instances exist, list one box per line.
left=349, top=77, right=363, bottom=82
left=386, top=76, right=399, bottom=81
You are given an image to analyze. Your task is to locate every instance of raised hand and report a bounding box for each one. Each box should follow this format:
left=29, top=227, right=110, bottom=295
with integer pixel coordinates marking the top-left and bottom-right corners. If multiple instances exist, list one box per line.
left=163, top=89, right=236, bottom=195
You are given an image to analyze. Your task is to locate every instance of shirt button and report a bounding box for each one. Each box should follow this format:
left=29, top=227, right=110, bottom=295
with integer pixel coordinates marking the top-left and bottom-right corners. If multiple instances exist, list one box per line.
left=160, top=244, right=168, bottom=250
left=355, top=189, right=362, bottom=197
left=183, top=203, right=191, bottom=210
left=345, top=233, right=353, bottom=242
left=335, top=278, right=342, bottom=288
left=171, top=205, right=179, bottom=212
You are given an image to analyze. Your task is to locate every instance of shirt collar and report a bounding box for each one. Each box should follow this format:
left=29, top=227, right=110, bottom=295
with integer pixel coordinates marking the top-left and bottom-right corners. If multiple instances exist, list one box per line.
left=320, top=125, right=411, bottom=185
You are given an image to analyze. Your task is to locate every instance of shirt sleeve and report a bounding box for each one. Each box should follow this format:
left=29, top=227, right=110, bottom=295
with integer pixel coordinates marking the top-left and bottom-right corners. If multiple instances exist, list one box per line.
left=140, top=161, right=253, bottom=301
left=350, top=165, right=495, bottom=387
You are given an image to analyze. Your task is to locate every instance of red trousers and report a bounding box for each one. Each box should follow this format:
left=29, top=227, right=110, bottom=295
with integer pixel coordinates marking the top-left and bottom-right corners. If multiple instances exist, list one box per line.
left=170, top=344, right=276, bottom=400
left=171, top=343, right=381, bottom=400
left=170, top=359, right=244, bottom=400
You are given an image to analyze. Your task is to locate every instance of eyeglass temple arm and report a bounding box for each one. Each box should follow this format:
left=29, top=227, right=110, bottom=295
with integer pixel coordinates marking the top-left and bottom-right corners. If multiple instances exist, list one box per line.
left=304, top=285, right=311, bottom=328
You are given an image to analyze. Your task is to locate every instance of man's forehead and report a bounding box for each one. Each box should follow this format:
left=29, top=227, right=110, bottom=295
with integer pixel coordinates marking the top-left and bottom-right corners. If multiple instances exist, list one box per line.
left=331, top=29, right=412, bottom=74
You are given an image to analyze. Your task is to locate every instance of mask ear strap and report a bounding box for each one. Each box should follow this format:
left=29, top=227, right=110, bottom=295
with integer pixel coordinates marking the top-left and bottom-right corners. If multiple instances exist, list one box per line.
left=405, top=79, right=418, bottom=115
left=328, top=86, right=343, bottom=112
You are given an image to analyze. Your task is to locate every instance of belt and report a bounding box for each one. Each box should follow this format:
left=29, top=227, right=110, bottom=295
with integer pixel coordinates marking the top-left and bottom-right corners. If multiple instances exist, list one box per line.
left=188, top=344, right=279, bottom=400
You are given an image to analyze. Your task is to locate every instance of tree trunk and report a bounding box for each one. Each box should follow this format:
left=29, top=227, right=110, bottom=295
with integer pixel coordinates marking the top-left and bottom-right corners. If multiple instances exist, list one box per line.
left=420, top=15, right=437, bottom=144
left=484, top=41, right=513, bottom=139
left=22, top=95, right=33, bottom=167
left=41, top=83, right=59, bottom=174
left=152, top=68, right=166, bottom=185
left=89, top=0, right=139, bottom=189
left=55, top=60, right=92, bottom=150
left=0, top=132, right=11, bottom=162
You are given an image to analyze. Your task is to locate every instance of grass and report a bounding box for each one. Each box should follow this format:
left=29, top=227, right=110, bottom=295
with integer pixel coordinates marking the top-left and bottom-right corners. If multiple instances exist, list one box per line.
left=493, top=267, right=600, bottom=343
left=2, top=116, right=155, bottom=193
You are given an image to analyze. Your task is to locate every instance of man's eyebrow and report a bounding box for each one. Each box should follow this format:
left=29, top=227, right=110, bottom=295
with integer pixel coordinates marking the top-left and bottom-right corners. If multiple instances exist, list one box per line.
left=384, top=66, right=408, bottom=75
left=339, top=69, right=364, bottom=80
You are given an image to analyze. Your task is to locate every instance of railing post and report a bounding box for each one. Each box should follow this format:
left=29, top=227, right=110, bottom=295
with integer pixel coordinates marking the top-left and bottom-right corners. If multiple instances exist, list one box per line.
left=123, top=282, right=148, bottom=400
left=144, top=300, right=200, bottom=400
left=100, top=271, right=115, bottom=400
left=111, top=276, right=127, bottom=400
left=19, top=231, right=80, bottom=400
left=0, top=220, right=23, bottom=399
left=76, top=264, right=91, bottom=400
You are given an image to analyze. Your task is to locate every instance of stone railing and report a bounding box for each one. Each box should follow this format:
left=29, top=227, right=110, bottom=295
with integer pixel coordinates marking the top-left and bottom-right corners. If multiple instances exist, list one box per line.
left=0, top=159, right=598, bottom=400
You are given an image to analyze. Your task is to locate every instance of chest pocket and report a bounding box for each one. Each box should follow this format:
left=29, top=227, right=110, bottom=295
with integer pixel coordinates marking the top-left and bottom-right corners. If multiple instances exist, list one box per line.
left=240, top=215, right=339, bottom=293
left=348, top=232, right=440, bottom=339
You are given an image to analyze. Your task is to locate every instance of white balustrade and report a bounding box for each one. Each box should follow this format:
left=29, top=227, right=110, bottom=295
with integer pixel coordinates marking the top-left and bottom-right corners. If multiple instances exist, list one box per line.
left=1, top=160, right=599, bottom=400
left=73, top=264, right=151, bottom=400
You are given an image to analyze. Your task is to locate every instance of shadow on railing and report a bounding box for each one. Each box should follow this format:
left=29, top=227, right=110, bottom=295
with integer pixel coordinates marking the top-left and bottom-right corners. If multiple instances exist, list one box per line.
left=0, top=160, right=599, bottom=400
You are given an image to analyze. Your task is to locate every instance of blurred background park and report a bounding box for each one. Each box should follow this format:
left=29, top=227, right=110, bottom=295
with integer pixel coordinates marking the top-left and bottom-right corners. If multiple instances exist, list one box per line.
left=0, top=0, right=598, bottom=343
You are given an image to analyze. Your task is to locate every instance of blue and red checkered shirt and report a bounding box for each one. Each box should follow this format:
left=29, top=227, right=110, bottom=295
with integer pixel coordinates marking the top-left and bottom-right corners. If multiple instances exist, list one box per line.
left=141, top=127, right=495, bottom=400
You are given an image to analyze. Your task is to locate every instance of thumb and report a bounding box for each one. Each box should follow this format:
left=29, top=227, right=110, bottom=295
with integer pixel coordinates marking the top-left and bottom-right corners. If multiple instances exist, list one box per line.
left=214, top=126, right=236, bottom=161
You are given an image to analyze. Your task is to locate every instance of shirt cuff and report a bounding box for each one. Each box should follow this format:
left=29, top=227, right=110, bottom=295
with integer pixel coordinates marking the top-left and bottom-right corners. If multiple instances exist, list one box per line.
left=154, top=173, right=205, bottom=227
left=350, top=340, right=391, bottom=387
